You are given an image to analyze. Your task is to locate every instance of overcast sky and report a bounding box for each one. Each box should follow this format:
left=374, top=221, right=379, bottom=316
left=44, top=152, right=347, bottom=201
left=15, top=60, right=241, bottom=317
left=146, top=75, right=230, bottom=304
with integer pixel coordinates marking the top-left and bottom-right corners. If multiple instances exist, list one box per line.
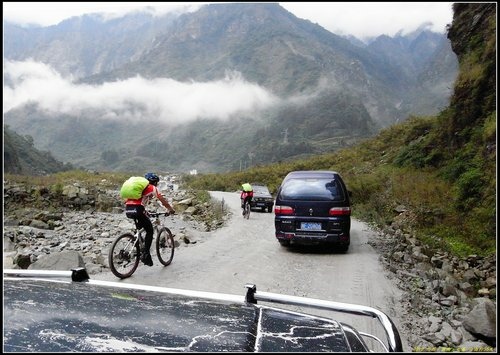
left=3, top=2, right=455, bottom=124
left=3, top=2, right=454, bottom=39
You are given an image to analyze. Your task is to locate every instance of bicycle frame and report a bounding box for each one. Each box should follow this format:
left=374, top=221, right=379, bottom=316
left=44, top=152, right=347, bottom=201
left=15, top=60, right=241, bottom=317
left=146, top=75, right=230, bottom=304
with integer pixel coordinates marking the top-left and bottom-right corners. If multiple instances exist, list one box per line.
left=149, top=212, right=170, bottom=230
left=130, top=211, right=169, bottom=251
left=128, top=221, right=145, bottom=250
left=135, top=229, right=145, bottom=250
left=129, top=225, right=163, bottom=254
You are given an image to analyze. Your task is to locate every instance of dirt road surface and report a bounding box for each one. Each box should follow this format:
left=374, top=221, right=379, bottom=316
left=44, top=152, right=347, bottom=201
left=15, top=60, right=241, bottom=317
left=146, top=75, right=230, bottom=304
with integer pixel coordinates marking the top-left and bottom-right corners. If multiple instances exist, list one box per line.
left=94, top=191, right=410, bottom=351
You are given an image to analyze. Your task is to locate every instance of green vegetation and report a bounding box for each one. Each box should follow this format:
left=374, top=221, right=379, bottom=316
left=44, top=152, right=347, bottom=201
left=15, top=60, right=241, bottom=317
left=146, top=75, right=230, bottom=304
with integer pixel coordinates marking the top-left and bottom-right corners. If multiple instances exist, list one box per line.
left=4, top=170, right=131, bottom=189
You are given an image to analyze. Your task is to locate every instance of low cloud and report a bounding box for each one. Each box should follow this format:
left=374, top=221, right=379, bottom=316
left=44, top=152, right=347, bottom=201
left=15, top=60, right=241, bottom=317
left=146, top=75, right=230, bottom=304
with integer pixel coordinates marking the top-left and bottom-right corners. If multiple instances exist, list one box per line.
left=4, top=3, right=206, bottom=28
left=3, top=60, right=278, bottom=123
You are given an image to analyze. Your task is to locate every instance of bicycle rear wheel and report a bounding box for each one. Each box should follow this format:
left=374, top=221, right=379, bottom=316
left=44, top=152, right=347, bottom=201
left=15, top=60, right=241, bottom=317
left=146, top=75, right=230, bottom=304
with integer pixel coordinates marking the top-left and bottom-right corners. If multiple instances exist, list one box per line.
left=108, top=233, right=140, bottom=279
left=156, top=227, right=174, bottom=266
left=245, top=202, right=250, bottom=219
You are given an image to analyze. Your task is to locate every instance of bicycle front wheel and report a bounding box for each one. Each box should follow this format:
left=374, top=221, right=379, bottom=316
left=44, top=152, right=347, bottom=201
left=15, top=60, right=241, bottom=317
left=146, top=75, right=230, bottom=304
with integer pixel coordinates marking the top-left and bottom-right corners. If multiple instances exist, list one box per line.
left=156, top=227, right=174, bottom=266
left=108, top=233, right=140, bottom=279
left=245, top=203, right=250, bottom=219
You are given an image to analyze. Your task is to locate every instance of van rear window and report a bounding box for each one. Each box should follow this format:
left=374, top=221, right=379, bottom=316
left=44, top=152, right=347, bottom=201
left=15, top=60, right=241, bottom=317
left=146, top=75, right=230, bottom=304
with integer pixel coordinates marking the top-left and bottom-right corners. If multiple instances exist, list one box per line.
left=280, top=178, right=344, bottom=201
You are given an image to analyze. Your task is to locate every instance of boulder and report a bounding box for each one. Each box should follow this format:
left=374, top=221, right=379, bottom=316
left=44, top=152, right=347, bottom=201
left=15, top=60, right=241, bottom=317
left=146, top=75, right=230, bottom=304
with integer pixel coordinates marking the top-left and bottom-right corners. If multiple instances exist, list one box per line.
left=28, top=250, right=85, bottom=270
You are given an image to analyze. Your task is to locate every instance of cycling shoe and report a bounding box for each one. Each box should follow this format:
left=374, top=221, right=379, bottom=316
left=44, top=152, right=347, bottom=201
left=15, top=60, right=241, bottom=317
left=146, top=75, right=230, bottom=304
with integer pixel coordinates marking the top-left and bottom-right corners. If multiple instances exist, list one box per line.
left=141, top=253, right=153, bottom=267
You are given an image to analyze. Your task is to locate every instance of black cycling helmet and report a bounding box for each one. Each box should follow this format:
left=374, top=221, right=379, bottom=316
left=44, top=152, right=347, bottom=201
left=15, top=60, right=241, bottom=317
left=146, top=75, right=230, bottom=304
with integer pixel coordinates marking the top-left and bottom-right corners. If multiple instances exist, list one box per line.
left=145, top=172, right=160, bottom=186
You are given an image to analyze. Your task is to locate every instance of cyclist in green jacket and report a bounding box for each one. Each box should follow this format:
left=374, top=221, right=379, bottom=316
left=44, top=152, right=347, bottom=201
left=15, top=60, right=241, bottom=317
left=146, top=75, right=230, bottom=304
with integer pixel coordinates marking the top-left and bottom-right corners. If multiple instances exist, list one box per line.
left=125, top=173, right=175, bottom=266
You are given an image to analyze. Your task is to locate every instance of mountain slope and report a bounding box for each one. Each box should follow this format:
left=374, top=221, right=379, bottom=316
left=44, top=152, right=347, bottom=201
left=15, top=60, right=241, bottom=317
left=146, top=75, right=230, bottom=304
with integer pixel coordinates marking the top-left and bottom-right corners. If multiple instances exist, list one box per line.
left=80, top=3, right=430, bottom=125
left=4, top=125, right=73, bottom=175
left=3, top=12, right=179, bottom=79
left=3, top=3, right=457, bottom=173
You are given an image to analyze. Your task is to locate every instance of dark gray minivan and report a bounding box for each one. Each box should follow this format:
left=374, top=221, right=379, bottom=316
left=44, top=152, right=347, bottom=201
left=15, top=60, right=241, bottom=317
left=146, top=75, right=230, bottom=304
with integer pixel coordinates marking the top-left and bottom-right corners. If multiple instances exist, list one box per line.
left=274, top=170, right=351, bottom=251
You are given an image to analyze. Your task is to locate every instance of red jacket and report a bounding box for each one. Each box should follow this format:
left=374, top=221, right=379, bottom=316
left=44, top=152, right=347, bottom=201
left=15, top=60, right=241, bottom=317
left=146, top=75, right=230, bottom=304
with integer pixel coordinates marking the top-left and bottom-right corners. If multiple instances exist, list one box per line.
left=125, top=184, right=164, bottom=206
left=241, top=190, right=253, bottom=200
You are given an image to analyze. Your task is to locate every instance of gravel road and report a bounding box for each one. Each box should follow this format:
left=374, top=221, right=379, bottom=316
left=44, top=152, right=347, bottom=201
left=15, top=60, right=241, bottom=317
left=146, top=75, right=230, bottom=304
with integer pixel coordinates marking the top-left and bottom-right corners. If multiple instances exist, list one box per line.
left=94, top=191, right=411, bottom=351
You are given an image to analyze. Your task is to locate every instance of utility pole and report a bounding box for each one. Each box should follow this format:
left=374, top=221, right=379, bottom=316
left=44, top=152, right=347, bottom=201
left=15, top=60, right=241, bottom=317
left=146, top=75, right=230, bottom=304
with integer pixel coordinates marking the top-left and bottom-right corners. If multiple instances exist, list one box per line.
left=281, top=128, right=288, bottom=144
left=248, top=152, right=255, bottom=167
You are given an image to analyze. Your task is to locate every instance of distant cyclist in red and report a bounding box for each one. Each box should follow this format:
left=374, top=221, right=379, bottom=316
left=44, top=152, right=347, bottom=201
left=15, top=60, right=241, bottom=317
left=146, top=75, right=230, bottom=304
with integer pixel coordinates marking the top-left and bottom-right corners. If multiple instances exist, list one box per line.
left=240, top=183, right=253, bottom=215
left=125, top=173, right=175, bottom=266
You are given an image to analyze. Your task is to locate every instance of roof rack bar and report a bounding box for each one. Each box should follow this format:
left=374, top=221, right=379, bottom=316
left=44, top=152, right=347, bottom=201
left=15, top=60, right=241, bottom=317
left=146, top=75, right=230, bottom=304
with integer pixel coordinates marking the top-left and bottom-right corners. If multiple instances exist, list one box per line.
left=3, top=268, right=90, bottom=282
left=252, top=289, right=403, bottom=352
left=358, top=331, right=389, bottom=352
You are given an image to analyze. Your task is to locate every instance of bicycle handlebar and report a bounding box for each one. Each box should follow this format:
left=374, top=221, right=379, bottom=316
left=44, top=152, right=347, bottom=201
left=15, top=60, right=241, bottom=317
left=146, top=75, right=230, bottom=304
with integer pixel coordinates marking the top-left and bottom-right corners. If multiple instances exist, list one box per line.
left=147, top=211, right=172, bottom=217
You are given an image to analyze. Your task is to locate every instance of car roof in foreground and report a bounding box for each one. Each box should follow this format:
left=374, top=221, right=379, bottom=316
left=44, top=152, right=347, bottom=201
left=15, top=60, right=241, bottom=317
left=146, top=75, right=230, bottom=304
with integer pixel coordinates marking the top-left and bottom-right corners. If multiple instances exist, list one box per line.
left=3, top=269, right=403, bottom=352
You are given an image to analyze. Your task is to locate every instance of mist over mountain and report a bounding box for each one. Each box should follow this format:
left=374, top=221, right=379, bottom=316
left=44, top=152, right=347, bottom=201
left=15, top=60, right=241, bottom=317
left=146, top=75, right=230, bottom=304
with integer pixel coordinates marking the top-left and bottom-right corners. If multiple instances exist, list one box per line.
left=3, top=3, right=458, bottom=173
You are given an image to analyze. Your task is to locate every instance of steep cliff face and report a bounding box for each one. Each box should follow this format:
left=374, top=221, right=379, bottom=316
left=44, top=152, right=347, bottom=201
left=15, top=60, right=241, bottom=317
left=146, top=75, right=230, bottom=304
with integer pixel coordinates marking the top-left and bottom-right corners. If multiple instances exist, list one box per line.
left=446, top=3, right=496, bottom=140
left=439, top=3, right=496, bottom=240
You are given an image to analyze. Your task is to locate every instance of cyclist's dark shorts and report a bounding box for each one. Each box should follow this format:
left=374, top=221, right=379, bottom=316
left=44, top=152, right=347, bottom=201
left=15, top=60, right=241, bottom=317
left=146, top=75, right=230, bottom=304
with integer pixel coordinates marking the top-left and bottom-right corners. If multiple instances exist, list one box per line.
left=125, top=204, right=145, bottom=219
left=241, top=196, right=252, bottom=208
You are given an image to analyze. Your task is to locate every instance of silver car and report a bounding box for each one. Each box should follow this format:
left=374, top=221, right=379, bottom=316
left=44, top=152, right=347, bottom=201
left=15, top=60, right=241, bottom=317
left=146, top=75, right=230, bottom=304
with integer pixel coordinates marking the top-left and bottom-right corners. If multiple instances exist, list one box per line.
left=250, top=183, right=274, bottom=213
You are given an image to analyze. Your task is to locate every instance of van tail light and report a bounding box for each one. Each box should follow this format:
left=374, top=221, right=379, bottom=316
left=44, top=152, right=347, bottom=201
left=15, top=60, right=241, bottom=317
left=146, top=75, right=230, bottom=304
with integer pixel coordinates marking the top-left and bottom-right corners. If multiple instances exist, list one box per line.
left=275, top=205, right=294, bottom=215
left=329, top=207, right=351, bottom=216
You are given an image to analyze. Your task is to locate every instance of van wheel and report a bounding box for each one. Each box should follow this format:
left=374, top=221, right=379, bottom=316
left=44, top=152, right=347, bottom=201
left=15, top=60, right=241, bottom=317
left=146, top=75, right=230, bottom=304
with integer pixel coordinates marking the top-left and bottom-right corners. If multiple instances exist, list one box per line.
left=278, top=240, right=290, bottom=247
left=338, top=244, right=349, bottom=253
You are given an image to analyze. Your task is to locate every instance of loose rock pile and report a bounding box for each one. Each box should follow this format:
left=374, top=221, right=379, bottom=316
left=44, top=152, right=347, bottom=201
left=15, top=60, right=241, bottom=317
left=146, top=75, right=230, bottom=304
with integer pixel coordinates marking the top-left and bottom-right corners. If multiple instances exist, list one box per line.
left=368, top=216, right=496, bottom=351
left=3, top=208, right=222, bottom=274
left=3, top=179, right=229, bottom=274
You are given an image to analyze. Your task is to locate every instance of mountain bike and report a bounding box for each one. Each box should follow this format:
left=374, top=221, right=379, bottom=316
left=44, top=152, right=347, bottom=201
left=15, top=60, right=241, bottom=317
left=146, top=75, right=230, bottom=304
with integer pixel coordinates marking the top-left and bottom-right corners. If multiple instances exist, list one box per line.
left=108, top=211, right=175, bottom=279
left=243, top=200, right=251, bottom=219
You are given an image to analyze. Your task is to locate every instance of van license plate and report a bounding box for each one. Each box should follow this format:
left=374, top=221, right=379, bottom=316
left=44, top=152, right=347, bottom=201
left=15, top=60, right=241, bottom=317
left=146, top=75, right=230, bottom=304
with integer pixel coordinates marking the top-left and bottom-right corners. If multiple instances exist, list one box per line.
left=301, top=222, right=321, bottom=230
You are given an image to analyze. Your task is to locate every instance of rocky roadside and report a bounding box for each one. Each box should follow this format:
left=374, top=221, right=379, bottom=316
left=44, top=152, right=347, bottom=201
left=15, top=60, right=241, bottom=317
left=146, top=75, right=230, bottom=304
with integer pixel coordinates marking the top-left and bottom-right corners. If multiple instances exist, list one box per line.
left=367, top=211, right=496, bottom=352
left=4, top=179, right=229, bottom=273
left=3, top=179, right=496, bottom=352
